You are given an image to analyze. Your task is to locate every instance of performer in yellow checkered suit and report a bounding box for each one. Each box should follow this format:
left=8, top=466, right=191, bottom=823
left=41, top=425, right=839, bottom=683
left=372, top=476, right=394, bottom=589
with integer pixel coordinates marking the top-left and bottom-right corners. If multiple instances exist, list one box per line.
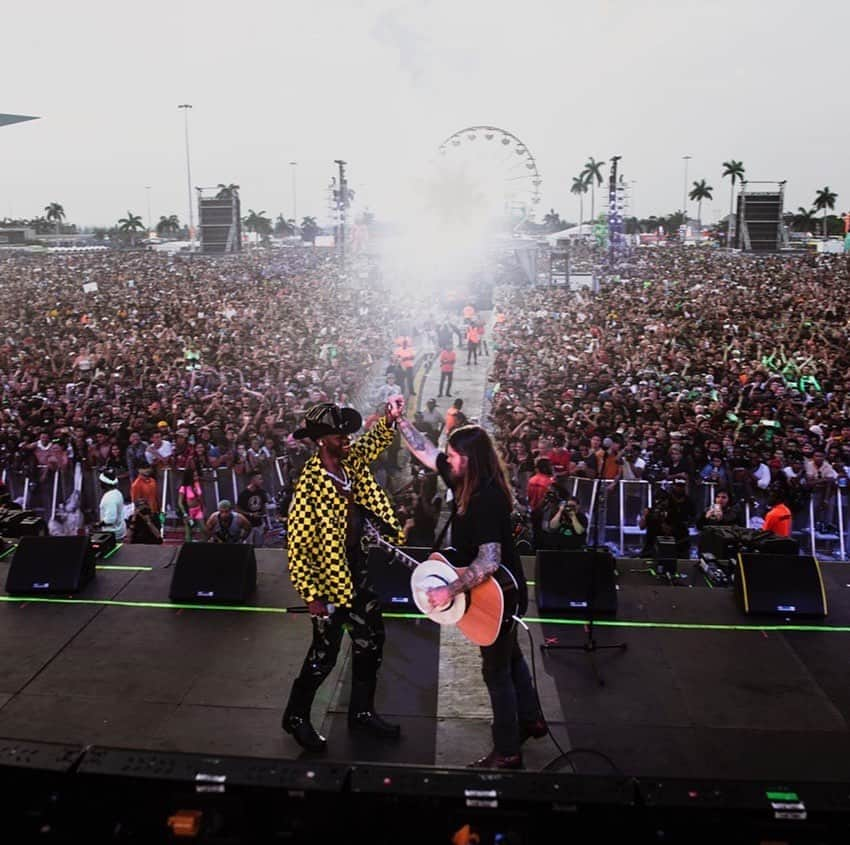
left=282, top=400, right=406, bottom=752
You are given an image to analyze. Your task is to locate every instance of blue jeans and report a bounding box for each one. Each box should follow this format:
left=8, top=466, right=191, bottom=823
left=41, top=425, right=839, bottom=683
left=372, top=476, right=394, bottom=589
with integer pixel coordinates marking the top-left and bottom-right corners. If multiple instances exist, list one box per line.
left=480, top=621, right=538, bottom=755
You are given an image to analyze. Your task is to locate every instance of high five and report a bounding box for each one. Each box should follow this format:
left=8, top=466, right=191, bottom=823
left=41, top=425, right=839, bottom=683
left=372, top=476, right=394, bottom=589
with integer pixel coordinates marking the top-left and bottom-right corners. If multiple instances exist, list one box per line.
left=391, top=396, right=547, bottom=769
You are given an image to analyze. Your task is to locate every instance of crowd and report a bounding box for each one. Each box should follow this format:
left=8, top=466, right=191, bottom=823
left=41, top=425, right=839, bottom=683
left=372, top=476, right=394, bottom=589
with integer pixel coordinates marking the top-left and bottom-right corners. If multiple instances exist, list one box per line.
left=0, top=248, right=405, bottom=531
left=489, top=248, right=850, bottom=547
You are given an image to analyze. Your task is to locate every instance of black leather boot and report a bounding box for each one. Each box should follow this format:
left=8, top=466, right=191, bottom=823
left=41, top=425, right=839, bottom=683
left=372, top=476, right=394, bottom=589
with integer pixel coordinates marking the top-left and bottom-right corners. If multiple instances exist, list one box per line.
left=282, top=714, right=327, bottom=752
left=282, top=676, right=326, bottom=752
left=348, top=680, right=401, bottom=739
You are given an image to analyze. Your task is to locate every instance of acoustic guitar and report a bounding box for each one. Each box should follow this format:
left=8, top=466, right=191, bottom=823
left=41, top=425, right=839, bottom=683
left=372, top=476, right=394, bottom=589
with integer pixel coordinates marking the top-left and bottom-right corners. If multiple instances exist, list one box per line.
left=364, top=522, right=518, bottom=646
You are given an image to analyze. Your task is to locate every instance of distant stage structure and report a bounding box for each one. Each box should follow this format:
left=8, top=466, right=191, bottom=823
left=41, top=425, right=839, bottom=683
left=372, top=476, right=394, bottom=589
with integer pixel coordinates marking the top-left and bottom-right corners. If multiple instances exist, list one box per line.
left=434, top=126, right=542, bottom=225
left=197, top=185, right=242, bottom=255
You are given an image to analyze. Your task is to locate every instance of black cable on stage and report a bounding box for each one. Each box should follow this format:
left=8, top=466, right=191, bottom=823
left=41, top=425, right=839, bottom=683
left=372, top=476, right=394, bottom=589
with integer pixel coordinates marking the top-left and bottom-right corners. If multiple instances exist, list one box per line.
left=514, top=614, right=624, bottom=777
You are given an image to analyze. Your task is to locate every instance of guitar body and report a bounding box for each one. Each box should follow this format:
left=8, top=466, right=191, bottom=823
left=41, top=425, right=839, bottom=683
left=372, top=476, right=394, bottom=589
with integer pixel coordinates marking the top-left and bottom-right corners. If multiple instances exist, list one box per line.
left=410, top=553, right=519, bottom=647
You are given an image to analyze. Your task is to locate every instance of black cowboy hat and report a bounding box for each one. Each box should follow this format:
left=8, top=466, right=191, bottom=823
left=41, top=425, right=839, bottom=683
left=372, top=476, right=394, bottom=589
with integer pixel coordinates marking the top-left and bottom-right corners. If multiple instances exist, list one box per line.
left=293, top=403, right=362, bottom=440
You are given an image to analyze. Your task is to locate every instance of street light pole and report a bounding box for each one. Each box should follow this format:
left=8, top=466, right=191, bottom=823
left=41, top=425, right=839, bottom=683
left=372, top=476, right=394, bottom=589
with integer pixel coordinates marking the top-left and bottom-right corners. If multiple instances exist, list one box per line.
left=145, top=185, right=152, bottom=233
left=334, top=159, right=347, bottom=261
left=682, top=155, right=691, bottom=221
left=178, top=104, right=194, bottom=246
left=289, top=161, right=297, bottom=224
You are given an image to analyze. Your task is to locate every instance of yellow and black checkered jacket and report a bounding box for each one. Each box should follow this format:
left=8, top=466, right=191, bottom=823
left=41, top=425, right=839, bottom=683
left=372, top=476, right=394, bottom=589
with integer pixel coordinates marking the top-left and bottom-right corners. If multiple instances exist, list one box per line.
left=287, top=417, right=405, bottom=608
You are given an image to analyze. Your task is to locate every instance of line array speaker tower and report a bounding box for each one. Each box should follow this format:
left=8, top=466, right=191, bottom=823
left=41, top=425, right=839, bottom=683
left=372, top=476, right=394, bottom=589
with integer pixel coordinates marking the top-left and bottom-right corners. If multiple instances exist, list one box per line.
left=169, top=542, right=257, bottom=603
left=198, top=188, right=241, bottom=255
left=5, top=535, right=96, bottom=595
left=735, top=181, right=787, bottom=252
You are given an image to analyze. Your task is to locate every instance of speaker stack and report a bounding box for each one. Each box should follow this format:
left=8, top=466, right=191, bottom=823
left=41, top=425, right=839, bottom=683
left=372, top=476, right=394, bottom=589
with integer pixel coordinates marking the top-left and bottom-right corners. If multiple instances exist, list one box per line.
left=534, top=548, right=618, bottom=615
left=736, top=553, right=827, bottom=618
left=5, top=535, right=96, bottom=595
left=169, top=543, right=257, bottom=603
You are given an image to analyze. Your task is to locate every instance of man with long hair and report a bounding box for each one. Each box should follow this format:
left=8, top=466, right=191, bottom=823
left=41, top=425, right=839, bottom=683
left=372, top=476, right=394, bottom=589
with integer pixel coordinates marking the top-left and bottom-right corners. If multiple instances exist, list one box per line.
left=393, top=398, right=545, bottom=769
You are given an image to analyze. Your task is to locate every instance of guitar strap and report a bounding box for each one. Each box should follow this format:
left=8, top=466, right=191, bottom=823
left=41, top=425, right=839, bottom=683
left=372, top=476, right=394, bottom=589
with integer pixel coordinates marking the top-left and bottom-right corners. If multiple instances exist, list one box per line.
left=429, top=498, right=456, bottom=555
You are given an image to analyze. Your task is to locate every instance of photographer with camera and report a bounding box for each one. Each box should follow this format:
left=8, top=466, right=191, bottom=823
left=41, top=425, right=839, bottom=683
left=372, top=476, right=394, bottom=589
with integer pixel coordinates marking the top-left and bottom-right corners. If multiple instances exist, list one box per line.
left=543, top=493, right=588, bottom=551
left=127, top=497, right=163, bottom=544
left=638, top=479, right=693, bottom=559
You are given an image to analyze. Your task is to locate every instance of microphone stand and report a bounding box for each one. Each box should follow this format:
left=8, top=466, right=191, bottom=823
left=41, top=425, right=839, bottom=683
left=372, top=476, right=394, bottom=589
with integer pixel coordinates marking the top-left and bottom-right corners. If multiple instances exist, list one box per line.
left=539, top=451, right=627, bottom=686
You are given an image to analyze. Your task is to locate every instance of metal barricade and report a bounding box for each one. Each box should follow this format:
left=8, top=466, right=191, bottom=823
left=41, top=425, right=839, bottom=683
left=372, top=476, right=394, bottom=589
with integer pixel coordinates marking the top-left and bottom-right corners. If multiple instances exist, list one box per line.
left=808, top=488, right=846, bottom=561
left=618, top=479, right=652, bottom=555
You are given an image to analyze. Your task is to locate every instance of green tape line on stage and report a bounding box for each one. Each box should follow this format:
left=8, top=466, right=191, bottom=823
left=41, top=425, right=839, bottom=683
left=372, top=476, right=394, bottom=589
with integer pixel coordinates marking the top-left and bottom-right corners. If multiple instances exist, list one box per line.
left=0, top=544, right=17, bottom=560
left=0, top=596, right=289, bottom=613
left=1, top=595, right=849, bottom=633
left=95, top=565, right=153, bottom=571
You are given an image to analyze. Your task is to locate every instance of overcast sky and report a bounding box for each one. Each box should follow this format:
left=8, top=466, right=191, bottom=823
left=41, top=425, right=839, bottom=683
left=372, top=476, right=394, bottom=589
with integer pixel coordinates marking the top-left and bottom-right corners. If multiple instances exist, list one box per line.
left=2, top=0, right=848, bottom=229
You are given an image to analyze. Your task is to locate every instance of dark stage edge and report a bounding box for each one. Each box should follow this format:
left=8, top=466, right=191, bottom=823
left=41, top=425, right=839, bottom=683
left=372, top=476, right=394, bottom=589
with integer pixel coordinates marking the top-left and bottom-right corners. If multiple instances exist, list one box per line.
left=0, top=545, right=849, bottom=784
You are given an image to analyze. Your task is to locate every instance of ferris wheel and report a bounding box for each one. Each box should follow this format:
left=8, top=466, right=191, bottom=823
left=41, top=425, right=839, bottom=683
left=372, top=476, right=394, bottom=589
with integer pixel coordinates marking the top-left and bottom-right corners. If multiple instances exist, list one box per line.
left=433, top=126, right=542, bottom=223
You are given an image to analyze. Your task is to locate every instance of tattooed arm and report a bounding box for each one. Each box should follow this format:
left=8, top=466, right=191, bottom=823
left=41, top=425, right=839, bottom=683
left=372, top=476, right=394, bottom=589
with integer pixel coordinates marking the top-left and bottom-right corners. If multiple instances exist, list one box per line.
left=397, top=416, right=440, bottom=471
left=447, top=542, right=500, bottom=597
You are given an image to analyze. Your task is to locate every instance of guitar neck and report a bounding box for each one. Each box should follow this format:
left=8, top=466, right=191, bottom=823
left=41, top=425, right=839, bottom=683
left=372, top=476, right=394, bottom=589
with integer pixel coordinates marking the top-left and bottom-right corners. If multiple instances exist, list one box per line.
left=374, top=537, right=419, bottom=572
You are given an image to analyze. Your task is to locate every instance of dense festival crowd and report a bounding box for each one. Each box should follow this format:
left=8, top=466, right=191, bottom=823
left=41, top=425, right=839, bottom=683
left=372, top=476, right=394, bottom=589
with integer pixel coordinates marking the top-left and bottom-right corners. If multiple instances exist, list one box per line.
left=489, top=248, right=850, bottom=541
left=0, top=249, right=404, bottom=528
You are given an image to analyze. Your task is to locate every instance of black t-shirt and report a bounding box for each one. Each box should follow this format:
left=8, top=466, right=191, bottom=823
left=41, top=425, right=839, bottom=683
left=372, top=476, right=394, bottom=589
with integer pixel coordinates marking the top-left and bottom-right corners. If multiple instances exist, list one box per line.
left=237, top=486, right=270, bottom=526
left=436, top=452, right=528, bottom=615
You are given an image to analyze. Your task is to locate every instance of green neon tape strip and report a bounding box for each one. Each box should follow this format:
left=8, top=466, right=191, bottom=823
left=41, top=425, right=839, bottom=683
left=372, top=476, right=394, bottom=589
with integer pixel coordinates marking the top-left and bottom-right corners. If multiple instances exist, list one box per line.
left=703, top=574, right=714, bottom=589
left=95, top=565, right=153, bottom=571
left=0, top=596, right=846, bottom=633
left=0, top=596, right=289, bottom=613
left=0, top=544, right=17, bottom=560
left=101, top=543, right=123, bottom=560
left=526, top=580, right=535, bottom=586
left=766, top=791, right=800, bottom=801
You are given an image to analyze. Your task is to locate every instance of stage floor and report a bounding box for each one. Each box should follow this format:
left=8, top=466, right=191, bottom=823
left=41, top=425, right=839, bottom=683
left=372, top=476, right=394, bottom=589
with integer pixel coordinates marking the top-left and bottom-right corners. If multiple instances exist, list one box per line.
left=0, top=544, right=848, bottom=783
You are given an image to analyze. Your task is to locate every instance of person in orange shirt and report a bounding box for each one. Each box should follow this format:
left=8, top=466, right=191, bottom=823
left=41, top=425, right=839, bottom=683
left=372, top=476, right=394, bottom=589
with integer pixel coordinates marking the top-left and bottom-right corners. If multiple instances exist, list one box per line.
left=438, top=345, right=456, bottom=397
left=762, top=486, right=792, bottom=537
left=130, top=462, right=160, bottom=516
left=444, top=398, right=467, bottom=435
left=394, top=338, right=416, bottom=395
left=466, top=324, right=480, bottom=366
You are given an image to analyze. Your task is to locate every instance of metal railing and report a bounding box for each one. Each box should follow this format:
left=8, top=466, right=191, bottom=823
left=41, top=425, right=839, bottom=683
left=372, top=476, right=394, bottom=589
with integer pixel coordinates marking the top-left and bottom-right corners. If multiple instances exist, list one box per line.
left=535, top=476, right=849, bottom=560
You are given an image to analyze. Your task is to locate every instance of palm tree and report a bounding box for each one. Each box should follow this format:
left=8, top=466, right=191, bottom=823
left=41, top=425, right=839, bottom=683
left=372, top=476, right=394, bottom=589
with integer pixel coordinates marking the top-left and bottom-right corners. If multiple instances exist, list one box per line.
left=582, top=158, right=605, bottom=222
left=44, top=202, right=66, bottom=235
left=156, top=214, right=181, bottom=236
left=542, top=208, right=563, bottom=232
left=794, top=206, right=818, bottom=233
left=215, top=183, right=240, bottom=200
left=274, top=214, right=297, bottom=237
left=813, top=186, right=838, bottom=237
left=117, top=211, right=145, bottom=246
left=721, top=160, right=745, bottom=247
left=688, top=179, right=714, bottom=228
left=571, top=175, right=589, bottom=228
left=242, top=209, right=272, bottom=243
left=300, top=216, right=319, bottom=244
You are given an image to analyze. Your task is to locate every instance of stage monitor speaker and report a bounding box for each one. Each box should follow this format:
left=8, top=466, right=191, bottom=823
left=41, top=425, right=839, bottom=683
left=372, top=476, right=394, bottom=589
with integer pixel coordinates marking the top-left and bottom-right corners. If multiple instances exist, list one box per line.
left=5, top=535, right=95, bottom=595
left=367, top=546, right=431, bottom=609
left=169, top=543, right=256, bottom=604
left=736, top=553, right=827, bottom=617
left=534, top=548, right=617, bottom=615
